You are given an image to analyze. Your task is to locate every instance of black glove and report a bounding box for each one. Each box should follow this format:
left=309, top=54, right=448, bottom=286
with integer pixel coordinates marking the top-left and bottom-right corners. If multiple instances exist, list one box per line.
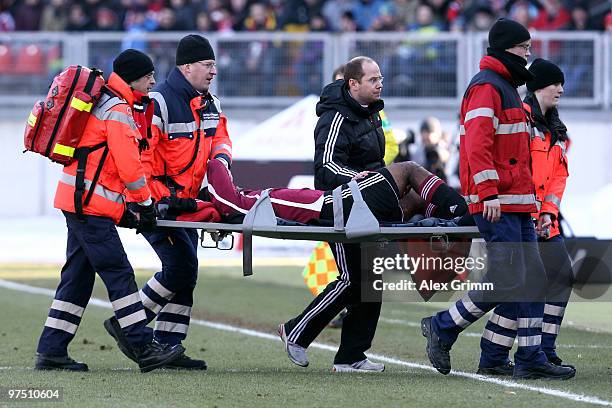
left=118, top=208, right=139, bottom=229
left=169, top=196, right=197, bottom=212
left=127, top=202, right=157, bottom=233
left=197, top=187, right=211, bottom=202
left=157, top=196, right=197, bottom=212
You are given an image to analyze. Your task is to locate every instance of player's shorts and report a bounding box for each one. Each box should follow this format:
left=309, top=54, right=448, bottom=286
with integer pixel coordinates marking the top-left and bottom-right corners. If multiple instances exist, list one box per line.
left=319, top=168, right=403, bottom=224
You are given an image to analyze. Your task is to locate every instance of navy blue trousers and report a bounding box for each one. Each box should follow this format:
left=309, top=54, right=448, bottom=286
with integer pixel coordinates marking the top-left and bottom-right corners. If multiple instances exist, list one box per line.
left=432, top=213, right=548, bottom=368
left=37, top=212, right=151, bottom=356
left=139, top=227, right=199, bottom=346
left=479, top=234, right=572, bottom=366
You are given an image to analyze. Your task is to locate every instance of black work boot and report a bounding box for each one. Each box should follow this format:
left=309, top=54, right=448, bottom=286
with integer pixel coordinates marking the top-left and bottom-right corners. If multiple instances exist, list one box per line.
left=103, top=317, right=137, bottom=363
left=477, top=361, right=515, bottom=376
left=134, top=341, right=184, bottom=373
left=35, top=353, right=88, bottom=372
left=163, top=353, right=207, bottom=370
left=548, top=355, right=576, bottom=370
left=513, top=361, right=576, bottom=380
left=421, top=316, right=452, bottom=375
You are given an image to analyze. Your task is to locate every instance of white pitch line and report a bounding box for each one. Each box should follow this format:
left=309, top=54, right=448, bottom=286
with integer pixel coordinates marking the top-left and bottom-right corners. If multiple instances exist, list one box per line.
left=559, top=344, right=612, bottom=350
left=1, top=279, right=611, bottom=407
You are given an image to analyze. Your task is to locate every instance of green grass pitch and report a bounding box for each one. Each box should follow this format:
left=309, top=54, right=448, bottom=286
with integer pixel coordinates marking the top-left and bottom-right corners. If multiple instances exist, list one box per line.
left=0, top=264, right=611, bottom=407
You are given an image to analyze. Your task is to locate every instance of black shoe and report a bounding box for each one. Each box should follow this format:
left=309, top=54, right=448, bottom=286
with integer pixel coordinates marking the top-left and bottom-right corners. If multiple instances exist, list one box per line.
left=421, top=316, right=451, bottom=375
left=163, top=353, right=207, bottom=370
left=548, top=355, right=576, bottom=370
left=35, top=353, right=88, bottom=372
left=477, top=361, right=515, bottom=376
left=134, top=341, right=184, bottom=373
left=103, top=317, right=137, bottom=363
left=328, top=310, right=347, bottom=329
left=513, top=361, right=576, bottom=380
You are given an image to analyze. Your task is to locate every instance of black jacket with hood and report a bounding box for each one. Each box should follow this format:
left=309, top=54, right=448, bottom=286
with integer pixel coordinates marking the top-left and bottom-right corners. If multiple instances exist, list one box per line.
left=313, top=79, right=385, bottom=191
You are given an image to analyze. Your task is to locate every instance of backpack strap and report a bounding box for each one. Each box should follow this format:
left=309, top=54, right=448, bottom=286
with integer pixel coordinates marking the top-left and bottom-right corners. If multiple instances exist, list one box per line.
left=151, top=96, right=208, bottom=195
left=73, top=87, right=125, bottom=220
left=73, top=141, right=108, bottom=220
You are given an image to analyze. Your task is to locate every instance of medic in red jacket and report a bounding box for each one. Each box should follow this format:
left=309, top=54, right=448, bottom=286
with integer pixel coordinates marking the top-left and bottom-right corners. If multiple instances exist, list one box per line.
left=523, top=59, right=569, bottom=239
left=143, top=68, right=232, bottom=201
left=54, top=72, right=152, bottom=223
left=459, top=56, right=537, bottom=216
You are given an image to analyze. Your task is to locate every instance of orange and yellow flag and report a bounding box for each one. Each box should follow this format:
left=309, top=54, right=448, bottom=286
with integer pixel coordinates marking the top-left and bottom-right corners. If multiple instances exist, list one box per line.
left=302, top=242, right=339, bottom=296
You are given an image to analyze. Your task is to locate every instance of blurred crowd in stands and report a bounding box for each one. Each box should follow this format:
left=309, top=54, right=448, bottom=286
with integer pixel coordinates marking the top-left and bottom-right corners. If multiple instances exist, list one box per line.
left=1, top=0, right=611, bottom=33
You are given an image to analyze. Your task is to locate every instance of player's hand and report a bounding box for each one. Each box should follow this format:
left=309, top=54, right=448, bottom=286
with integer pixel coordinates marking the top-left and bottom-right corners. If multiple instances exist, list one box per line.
left=482, top=198, right=501, bottom=223
left=352, top=171, right=371, bottom=180
left=536, top=213, right=552, bottom=238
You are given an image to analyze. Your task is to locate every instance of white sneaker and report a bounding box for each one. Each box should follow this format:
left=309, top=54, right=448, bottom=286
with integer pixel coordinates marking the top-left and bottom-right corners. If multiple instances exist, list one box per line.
left=277, top=324, right=309, bottom=367
left=332, top=358, right=385, bottom=373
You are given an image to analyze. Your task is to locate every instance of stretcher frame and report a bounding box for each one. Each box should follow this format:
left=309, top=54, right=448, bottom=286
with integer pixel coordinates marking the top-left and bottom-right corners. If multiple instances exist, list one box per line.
left=156, top=181, right=480, bottom=276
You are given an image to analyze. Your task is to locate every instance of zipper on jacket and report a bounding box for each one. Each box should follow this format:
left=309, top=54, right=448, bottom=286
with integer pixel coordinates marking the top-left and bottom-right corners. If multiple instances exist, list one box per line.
left=370, top=114, right=384, bottom=160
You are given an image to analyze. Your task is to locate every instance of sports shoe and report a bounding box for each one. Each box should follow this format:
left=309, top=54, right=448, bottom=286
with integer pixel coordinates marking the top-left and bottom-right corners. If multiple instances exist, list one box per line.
left=332, top=358, right=385, bottom=373
left=548, top=355, right=575, bottom=370
left=277, top=323, right=309, bottom=367
left=34, top=353, right=88, bottom=372
left=328, top=309, right=347, bottom=329
left=477, top=361, right=515, bottom=376
left=163, top=353, right=207, bottom=370
left=513, top=361, right=576, bottom=380
left=134, top=341, right=184, bottom=373
left=421, top=316, right=452, bottom=375
left=103, top=316, right=137, bottom=363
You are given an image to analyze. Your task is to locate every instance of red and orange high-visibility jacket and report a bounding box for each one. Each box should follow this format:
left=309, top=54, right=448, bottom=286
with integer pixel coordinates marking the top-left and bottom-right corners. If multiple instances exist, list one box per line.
left=459, top=56, right=537, bottom=215
left=144, top=68, right=232, bottom=201
left=524, top=99, right=569, bottom=238
left=54, top=72, right=152, bottom=224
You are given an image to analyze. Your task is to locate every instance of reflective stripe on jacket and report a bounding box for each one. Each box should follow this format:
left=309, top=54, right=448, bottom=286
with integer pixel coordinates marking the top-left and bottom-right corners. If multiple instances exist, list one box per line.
left=459, top=56, right=537, bottom=215
left=54, top=72, right=152, bottom=223
left=144, top=68, right=232, bottom=200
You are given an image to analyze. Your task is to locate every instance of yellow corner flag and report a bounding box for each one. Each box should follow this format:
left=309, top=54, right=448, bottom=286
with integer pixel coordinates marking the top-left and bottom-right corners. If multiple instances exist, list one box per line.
left=302, top=242, right=339, bottom=296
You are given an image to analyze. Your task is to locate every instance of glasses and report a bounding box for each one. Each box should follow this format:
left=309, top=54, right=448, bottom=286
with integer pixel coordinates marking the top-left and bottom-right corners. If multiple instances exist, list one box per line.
left=367, top=76, right=384, bottom=85
left=196, top=61, right=216, bottom=69
left=515, top=44, right=531, bottom=52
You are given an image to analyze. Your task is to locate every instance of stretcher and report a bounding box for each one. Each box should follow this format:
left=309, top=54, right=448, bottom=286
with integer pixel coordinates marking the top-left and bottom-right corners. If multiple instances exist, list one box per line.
left=156, top=180, right=481, bottom=276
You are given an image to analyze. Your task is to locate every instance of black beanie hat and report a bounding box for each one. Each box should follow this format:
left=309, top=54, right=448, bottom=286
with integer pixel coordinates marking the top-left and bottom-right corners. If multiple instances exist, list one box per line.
left=176, top=34, right=215, bottom=65
left=527, top=58, right=565, bottom=92
left=113, top=49, right=154, bottom=84
left=488, top=18, right=531, bottom=51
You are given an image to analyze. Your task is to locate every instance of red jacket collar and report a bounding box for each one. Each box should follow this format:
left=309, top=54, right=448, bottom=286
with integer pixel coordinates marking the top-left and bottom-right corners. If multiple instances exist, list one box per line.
left=479, top=56, right=513, bottom=82
left=106, top=72, right=135, bottom=106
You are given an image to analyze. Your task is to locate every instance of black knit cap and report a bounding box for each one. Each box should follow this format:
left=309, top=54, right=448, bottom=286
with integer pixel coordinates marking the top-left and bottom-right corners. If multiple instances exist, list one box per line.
left=176, top=34, right=215, bottom=65
left=527, top=58, right=565, bottom=92
left=488, top=18, right=531, bottom=51
left=113, top=49, right=154, bottom=84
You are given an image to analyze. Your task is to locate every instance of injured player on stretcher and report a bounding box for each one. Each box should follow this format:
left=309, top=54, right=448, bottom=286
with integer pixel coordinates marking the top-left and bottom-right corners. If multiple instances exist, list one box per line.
left=158, top=159, right=470, bottom=226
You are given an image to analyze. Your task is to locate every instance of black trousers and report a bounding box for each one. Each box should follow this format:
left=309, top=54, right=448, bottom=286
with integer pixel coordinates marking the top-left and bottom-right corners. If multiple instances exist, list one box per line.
left=284, top=242, right=382, bottom=364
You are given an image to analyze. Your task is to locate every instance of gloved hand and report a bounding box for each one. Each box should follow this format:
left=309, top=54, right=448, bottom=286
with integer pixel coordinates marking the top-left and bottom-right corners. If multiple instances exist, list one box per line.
left=157, top=196, right=198, bottom=213
left=118, top=208, right=139, bottom=229
left=169, top=196, right=197, bottom=213
left=197, top=187, right=211, bottom=202
left=127, top=202, right=157, bottom=233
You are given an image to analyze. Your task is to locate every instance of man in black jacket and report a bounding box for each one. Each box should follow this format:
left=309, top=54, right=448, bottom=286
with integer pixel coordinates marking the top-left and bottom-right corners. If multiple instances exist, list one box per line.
left=278, top=56, right=387, bottom=372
